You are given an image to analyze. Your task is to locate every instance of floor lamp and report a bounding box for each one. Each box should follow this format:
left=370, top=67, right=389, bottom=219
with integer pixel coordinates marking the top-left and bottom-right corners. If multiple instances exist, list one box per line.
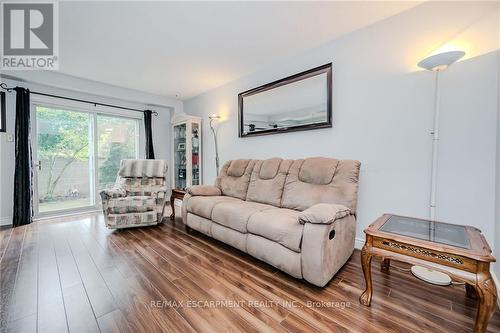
left=209, top=114, right=221, bottom=176
left=411, top=50, right=465, bottom=285
left=418, top=50, right=466, bottom=221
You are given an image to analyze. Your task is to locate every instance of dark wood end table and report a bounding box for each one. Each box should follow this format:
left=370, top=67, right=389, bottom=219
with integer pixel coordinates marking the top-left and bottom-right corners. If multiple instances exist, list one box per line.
left=359, top=214, right=497, bottom=333
left=170, top=189, right=186, bottom=220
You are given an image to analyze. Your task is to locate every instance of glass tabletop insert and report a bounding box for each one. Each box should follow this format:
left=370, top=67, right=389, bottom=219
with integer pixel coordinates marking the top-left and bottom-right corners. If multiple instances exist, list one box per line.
left=379, top=215, right=470, bottom=249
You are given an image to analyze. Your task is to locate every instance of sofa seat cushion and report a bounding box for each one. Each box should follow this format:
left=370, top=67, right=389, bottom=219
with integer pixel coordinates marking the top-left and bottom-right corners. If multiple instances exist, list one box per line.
left=247, top=208, right=304, bottom=252
left=186, top=195, right=240, bottom=220
left=212, top=201, right=275, bottom=233
left=186, top=213, right=213, bottom=236
left=247, top=234, right=302, bottom=278
left=107, top=196, right=156, bottom=214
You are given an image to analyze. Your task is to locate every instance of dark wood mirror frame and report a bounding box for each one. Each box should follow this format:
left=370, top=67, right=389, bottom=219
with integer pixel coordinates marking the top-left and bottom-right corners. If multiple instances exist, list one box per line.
left=238, top=63, right=332, bottom=138
left=0, top=92, right=5, bottom=133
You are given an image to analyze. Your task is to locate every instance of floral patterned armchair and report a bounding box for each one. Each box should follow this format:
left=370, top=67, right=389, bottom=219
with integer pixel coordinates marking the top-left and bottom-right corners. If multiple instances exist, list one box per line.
left=100, top=159, right=168, bottom=229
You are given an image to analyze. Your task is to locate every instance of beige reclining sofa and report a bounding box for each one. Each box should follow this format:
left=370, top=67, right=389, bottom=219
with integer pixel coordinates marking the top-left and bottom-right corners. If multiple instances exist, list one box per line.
left=182, top=157, right=361, bottom=287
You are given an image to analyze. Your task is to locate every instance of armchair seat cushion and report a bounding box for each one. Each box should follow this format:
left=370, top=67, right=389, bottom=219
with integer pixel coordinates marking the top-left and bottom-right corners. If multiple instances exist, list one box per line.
left=186, top=195, right=240, bottom=220
left=107, top=196, right=156, bottom=214
left=247, top=208, right=304, bottom=252
left=212, top=201, right=274, bottom=233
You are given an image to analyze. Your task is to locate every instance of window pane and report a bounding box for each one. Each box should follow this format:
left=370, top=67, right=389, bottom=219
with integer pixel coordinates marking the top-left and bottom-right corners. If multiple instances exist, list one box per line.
left=36, top=106, right=92, bottom=213
left=97, top=114, right=138, bottom=191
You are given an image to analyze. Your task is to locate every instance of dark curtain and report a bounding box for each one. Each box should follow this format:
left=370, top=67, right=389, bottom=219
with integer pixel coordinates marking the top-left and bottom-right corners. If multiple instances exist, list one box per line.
left=144, top=110, right=155, bottom=159
left=13, top=87, right=32, bottom=227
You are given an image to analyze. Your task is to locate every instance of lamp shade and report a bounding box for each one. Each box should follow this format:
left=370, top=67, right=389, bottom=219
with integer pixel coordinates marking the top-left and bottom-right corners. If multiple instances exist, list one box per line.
left=418, top=50, right=465, bottom=71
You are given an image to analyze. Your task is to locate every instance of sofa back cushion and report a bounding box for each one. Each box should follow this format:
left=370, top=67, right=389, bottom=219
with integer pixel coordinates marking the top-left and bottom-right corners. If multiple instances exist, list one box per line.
left=281, top=157, right=361, bottom=212
left=246, top=158, right=293, bottom=207
left=216, top=159, right=255, bottom=200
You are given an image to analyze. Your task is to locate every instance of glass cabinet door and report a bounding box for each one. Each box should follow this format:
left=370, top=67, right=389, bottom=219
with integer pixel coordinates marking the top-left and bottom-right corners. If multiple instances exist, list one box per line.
left=191, top=123, right=200, bottom=186
left=172, top=117, right=201, bottom=190
left=174, top=123, right=187, bottom=189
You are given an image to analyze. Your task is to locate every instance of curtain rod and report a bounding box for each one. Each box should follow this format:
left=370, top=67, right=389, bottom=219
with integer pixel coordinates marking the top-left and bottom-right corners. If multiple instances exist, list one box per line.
left=0, top=82, right=158, bottom=116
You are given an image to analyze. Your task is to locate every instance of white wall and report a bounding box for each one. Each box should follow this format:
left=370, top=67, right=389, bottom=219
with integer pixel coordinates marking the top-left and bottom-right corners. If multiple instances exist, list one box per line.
left=0, top=73, right=181, bottom=225
left=495, top=30, right=500, bottom=278
left=184, top=1, right=499, bottom=247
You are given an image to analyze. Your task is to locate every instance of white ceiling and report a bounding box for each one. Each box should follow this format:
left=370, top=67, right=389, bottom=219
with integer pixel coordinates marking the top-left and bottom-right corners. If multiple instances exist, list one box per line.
left=58, top=1, right=420, bottom=100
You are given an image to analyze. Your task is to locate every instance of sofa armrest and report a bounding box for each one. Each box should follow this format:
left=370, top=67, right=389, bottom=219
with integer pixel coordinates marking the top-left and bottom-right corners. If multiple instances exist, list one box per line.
left=181, top=193, right=192, bottom=225
left=187, top=185, right=221, bottom=196
left=99, top=187, right=126, bottom=227
left=301, top=214, right=356, bottom=286
left=299, top=203, right=351, bottom=225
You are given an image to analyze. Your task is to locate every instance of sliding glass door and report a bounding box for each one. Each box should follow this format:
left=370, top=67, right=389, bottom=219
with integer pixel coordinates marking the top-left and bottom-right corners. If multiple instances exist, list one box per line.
left=36, top=106, right=93, bottom=213
left=96, top=114, right=139, bottom=191
left=33, top=102, right=141, bottom=217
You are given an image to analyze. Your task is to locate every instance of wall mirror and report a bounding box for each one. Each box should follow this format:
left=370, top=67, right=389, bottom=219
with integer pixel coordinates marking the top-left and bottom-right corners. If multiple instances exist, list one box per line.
left=238, top=63, right=332, bottom=137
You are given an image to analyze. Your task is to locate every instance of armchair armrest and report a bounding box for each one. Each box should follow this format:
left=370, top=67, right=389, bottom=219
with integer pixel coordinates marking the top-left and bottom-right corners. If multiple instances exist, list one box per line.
left=154, top=189, right=167, bottom=200
left=187, top=185, right=221, bottom=196
left=99, top=187, right=126, bottom=200
left=299, top=203, right=351, bottom=225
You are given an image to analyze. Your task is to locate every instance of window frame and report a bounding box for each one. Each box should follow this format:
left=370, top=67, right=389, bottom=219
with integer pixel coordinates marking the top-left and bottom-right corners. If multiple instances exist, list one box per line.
left=31, top=95, right=144, bottom=218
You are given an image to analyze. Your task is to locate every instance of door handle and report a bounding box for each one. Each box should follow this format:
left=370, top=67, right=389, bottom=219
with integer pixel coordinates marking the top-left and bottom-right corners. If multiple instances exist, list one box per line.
left=35, top=160, right=42, bottom=171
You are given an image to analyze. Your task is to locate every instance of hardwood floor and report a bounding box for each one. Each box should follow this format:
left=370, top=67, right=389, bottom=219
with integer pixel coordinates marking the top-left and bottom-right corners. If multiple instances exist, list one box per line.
left=1, top=211, right=500, bottom=333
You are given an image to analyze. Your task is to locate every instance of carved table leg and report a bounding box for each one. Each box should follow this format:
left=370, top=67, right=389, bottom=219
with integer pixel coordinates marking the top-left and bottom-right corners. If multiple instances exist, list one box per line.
left=381, top=258, right=390, bottom=273
left=359, top=243, right=374, bottom=306
left=466, top=283, right=478, bottom=299
left=473, top=264, right=497, bottom=333
left=170, top=195, right=176, bottom=220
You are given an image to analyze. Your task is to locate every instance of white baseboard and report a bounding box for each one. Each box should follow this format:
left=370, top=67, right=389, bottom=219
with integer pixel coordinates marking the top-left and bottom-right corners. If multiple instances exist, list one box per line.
left=34, top=209, right=101, bottom=222
left=0, top=216, right=12, bottom=226
left=355, top=237, right=364, bottom=250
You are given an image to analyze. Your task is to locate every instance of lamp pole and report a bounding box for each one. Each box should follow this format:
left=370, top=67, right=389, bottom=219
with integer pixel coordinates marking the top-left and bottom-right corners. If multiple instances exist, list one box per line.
left=209, top=115, right=220, bottom=176
left=417, top=50, right=465, bottom=222
left=429, top=70, right=441, bottom=221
